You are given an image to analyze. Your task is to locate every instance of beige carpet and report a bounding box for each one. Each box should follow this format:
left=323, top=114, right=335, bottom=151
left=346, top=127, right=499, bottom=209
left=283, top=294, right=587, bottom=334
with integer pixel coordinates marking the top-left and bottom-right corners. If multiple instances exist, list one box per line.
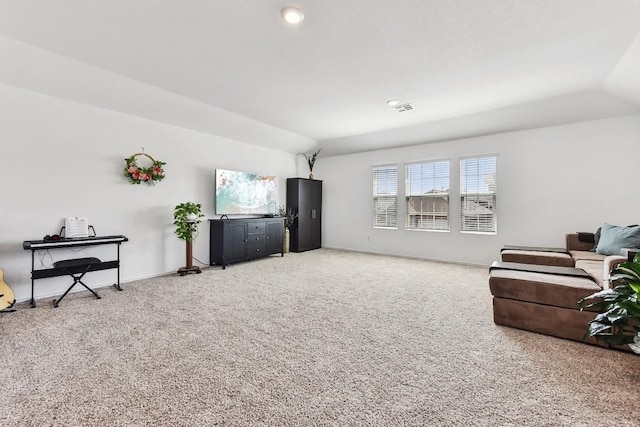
left=0, top=249, right=638, bottom=426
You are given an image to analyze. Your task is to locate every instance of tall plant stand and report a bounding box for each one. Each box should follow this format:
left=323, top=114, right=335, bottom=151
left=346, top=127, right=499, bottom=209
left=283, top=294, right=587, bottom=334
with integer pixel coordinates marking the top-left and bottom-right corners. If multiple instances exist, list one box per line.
left=178, top=240, right=201, bottom=276
left=178, top=221, right=201, bottom=276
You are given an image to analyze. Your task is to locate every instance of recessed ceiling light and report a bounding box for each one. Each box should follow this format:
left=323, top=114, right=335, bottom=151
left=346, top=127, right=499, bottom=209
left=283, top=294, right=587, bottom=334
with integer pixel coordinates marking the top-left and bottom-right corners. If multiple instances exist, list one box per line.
left=281, top=6, right=304, bottom=25
left=386, top=99, right=400, bottom=107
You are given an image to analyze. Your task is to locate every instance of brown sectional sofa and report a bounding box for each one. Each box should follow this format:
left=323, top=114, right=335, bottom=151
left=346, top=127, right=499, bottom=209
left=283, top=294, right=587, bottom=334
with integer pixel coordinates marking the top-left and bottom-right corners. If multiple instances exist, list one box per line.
left=489, top=232, right=627, bottom=348
left=499, top=233, right=627, bottom=288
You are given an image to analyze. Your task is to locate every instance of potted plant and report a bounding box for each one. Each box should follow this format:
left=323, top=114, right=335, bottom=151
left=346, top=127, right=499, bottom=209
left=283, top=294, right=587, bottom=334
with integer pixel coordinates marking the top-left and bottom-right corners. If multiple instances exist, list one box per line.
left=278, top=205, right=298, bottom=253
left=173, top=202, right=205, bottom=275
left=303, top=149, right=321, bottom=179
left=579, top=253, right=640, bottom=353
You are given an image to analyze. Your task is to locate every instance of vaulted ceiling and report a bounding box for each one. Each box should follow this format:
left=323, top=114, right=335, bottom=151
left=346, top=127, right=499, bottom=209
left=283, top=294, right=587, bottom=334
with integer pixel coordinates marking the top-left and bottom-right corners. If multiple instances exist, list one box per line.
left=1, top=0, right=640, bottom=156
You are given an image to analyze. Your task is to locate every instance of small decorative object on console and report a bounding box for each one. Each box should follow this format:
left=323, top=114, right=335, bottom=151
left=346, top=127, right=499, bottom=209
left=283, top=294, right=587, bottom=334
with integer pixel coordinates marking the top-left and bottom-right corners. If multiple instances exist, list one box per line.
left=278, top=205, right=298, bottom=254
left=278, top=205, right=298, bottom=229
left=124, top=152, right=166, bottom=185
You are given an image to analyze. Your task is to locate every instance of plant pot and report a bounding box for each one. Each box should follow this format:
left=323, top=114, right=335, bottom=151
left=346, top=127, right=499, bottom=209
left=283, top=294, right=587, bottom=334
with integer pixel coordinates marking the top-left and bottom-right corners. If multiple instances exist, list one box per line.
left=630, top=332, right=640, bottom=354
left=186, top=213, right=198, bottom=222
left=283, top=228, right=290, bottom=253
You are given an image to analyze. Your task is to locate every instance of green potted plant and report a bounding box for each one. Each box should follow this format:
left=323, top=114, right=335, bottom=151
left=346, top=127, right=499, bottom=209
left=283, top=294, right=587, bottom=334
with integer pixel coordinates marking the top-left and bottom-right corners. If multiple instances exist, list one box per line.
left=278, top=205, right=298, bottom=253
left=579, top=253, right=640, bottom=353
left=173, top=202, right=205, bottom=275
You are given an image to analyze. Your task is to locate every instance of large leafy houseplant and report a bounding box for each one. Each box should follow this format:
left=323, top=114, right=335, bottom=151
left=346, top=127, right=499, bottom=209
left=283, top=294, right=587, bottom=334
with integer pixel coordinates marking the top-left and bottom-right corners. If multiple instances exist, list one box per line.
left=173, top=202, right=204, bottom=242
left=579, top=253, right=640, bottom=353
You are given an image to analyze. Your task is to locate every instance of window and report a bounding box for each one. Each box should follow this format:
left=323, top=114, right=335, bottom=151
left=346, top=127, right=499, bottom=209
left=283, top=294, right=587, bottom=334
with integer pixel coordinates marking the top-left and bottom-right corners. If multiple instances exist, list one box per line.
left=460, top=156, right=497, bottom=233
left=373, top=165, right=398, bottom=228
left=405, top=160, right=450, bottom=231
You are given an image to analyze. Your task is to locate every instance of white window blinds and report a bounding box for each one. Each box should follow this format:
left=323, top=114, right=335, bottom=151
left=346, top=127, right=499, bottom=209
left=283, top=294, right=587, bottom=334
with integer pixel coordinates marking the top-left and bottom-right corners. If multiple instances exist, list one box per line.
left=373, top=165, right=398, bottom=228
left=460, top=156, right=497, bottom=233
left=405, top=160, right=450, bottom=231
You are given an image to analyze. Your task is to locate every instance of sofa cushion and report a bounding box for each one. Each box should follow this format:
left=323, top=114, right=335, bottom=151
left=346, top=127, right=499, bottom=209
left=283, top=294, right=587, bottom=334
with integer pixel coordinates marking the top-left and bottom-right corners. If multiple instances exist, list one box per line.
left=595, top=223, right=640, bottom=255
left=574, top=259, right=605, bottom=288
left=566, top=233, right=595, bottom=252
left=489, top=269, right=601, bottom=310
left=501, top=249, right=574, bottom=267
left=569, top=250, right=606, bottom=262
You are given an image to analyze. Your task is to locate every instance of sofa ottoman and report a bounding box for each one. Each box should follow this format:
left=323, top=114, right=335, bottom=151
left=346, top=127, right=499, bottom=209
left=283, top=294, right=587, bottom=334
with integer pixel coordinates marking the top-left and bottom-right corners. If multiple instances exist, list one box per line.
left=489, top=262, right=605, bottom=346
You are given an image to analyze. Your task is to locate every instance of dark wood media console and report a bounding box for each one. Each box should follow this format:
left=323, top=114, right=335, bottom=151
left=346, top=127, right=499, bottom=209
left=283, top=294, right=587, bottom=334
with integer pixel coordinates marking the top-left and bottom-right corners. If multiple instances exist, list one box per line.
left=209, top=218, right=284, bottom=269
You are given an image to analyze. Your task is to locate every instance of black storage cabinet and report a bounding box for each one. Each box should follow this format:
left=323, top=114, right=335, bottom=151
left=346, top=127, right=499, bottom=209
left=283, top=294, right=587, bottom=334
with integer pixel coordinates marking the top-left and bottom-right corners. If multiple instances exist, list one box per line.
left=287, top=178, right=322, bottom=252
left=209, top=218, right=284, bottom=268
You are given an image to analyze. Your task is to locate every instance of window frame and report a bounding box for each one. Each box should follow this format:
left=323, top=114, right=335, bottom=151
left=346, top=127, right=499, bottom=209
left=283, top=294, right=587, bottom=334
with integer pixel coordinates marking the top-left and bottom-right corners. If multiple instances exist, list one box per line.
left=459, top=155, right=497, bottom=235
left=404, top=159, right=450, bottom=232
left=372, top=164, right=398, bottom=229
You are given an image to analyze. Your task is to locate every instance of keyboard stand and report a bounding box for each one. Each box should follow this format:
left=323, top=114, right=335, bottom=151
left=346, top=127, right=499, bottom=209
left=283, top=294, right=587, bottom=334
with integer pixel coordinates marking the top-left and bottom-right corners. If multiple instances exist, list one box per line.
left=23, top=235, right=128, bottom=308
left=52, top=257, right=102, bottom=307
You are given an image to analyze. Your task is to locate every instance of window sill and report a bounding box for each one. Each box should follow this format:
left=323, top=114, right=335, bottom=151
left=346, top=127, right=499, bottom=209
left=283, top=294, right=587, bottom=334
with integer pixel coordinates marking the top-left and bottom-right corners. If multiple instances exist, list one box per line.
left=460, top=230, right=497, bottom=236
left=406, top=228, right=450, bottom=233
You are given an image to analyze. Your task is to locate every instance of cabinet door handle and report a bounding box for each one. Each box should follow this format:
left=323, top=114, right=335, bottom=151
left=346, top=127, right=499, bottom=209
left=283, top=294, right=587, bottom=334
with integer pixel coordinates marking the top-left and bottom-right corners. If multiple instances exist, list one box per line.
left=244, top=239, right=248, bottom=242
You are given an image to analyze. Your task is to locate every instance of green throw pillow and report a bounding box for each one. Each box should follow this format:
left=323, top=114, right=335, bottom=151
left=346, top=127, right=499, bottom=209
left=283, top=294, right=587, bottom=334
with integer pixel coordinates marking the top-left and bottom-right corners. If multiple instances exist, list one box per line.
left=595, top=223, right=640, bottom=255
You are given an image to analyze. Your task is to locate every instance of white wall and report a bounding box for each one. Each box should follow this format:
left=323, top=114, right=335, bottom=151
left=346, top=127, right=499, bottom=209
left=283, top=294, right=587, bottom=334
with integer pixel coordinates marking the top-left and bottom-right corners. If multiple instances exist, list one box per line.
left=0, top=83, right=297, bottom=303
left=317, top=114, right=640, bottom=266
left=3, top=82, right=639, bottom=304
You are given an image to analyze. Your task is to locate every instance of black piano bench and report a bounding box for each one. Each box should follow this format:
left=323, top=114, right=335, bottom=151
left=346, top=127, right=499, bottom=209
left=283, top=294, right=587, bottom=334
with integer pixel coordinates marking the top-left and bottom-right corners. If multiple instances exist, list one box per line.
left=52, top=257, right=102, bottom=308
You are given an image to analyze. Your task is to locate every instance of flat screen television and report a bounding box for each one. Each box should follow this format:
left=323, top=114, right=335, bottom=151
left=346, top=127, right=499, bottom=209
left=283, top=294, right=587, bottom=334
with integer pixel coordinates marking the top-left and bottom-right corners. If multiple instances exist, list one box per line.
left=215, top=169, right=277, bottom=215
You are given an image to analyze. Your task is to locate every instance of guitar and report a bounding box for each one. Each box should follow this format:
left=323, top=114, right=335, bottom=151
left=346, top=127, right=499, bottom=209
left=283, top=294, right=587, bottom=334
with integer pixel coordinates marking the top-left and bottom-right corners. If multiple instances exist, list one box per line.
left=0, top=269, right=16, bottom=311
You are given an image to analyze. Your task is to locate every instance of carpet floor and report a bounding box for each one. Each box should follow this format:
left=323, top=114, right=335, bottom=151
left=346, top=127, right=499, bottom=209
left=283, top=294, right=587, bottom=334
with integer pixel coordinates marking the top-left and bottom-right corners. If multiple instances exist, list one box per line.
left=0, top=249, right=638, bottom=426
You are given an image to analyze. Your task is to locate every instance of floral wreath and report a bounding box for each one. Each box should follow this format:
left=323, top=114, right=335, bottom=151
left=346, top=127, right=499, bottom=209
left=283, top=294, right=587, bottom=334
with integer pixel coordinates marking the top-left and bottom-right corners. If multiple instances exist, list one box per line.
left=124, top=152, right=166, bottom=185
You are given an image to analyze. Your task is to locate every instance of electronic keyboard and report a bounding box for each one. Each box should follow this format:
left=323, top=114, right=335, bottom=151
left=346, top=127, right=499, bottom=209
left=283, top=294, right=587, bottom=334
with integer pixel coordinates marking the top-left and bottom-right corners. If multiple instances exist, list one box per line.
left=23, top=235, right=128, bottom=250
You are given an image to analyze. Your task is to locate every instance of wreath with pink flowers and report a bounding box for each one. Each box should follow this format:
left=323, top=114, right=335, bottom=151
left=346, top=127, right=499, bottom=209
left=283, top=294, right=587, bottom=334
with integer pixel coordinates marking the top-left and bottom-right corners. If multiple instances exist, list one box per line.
left=124, top=153, right=166, bottom=185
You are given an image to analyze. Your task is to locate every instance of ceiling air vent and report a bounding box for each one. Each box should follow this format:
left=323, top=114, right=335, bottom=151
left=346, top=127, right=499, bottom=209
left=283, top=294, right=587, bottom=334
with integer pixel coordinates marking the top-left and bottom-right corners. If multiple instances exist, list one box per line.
left=394, top=103, right=413, bottom=112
